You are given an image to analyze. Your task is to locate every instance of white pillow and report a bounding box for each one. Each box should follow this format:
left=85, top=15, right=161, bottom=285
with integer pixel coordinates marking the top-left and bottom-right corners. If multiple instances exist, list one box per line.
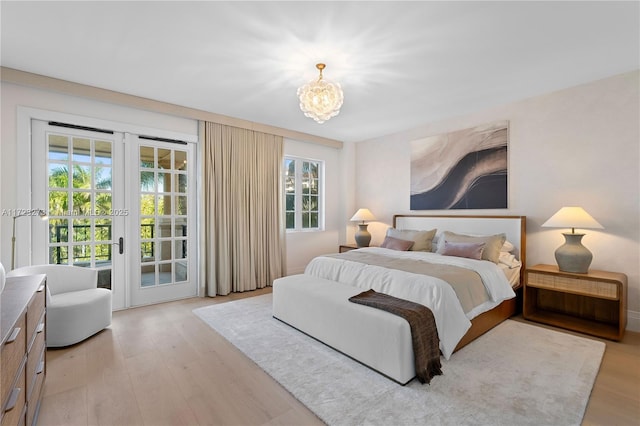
left=501, top=240, right=515, bottom=253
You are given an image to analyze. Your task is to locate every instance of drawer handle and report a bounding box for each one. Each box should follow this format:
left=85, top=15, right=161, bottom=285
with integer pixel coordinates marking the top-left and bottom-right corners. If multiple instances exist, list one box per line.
left=37, top=285, right=45, bottom=293
left=4, top=387, right=21, bottom=412
left=37, top=361, right=45, bottom=375
left=7, top=327, right=21, bottom=343
left=36, top=322, right=45, bottom=334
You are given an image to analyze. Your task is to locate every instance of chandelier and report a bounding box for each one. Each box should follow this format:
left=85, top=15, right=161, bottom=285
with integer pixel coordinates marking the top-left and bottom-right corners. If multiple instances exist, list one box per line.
left=297, top=63, right=344, bottom=124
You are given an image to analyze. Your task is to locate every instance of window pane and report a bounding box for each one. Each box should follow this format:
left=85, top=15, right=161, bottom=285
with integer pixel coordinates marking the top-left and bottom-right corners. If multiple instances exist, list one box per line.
left=175, top=174, right=187, bottom=193
left=95, top=141, right=112, bottom=165
left=141, top=264, right=156, bottom=287
left=140, top=171, right=155, bottom=192
left=310, top=212, right=319, bottom=228
left=176, top=261, right=188, bottom=282
left=159, top=240, right=172, bottom=261
left=73, top=219, right=91, bottom=242
left=72, top=191, right=91, bottom=214
left=159, top=263, right=172, bottom=284
left=286, top=212, right=294, bottom=229
left=49, top=191, right=68, bottom=216
left=95, top=167, right=112, bottom=190
left=49, top=246, right=68, bottom=265
left=49, top=219, right=68, bottom=243
left=158, top=172, right=170, bottom=192
left=49, top=164, right=69, bottom=188
left=95, top=244, right=112, bottom=263
left=286, top=194, right=295, bottom=210
left=175, top=151, right=187, bottom=171
left=140, top=194, right=155, bottom=215
left=95, top=193, right=112, bottom=215
left=72, top=165, right=92, bottom=189
left=73, top=244, right=92, bottom=266
left=175, top=239, right=187, bottom=259
left=140, top=146, right=154, bottom=168
left=176, top=196, right=187, bottom=215
left=49, top=135, right=69, bottom=161
left=97, top=269, right=112, bottom=290
left=95, top=219, right=112, bottom=241
left=157, top=195, right=170, bottom=215
left=158, top=149, right=171, bottom=169
left=72, top=138, right=91, bottom=162
left=302, top=212, right=310, bottom=228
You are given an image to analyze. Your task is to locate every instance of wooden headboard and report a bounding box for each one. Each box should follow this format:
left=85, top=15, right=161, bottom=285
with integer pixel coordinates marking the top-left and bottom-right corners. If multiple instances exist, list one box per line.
left=393, top=214, right=526, bottom=283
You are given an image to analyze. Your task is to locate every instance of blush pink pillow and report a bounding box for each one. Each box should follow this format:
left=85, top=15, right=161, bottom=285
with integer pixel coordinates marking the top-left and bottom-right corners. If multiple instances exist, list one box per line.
left=440, top=241, right=486, bottom=260
left=380, top=236, right=414, bottom=251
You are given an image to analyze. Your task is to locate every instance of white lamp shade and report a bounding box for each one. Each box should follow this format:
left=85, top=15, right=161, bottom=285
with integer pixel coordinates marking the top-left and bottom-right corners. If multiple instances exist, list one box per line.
left=541, top=207, right=603, bottom=230
left=350, top=208, right=376, bottom=222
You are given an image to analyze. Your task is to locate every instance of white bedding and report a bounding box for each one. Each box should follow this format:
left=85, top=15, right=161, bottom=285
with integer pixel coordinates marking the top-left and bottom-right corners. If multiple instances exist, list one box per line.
left=304, top=247, right=516, bottom=359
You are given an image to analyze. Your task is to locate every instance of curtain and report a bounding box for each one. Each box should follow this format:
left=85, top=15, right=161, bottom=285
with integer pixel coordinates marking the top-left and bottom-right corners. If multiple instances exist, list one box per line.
left=203, top=122, right=286, bottom=296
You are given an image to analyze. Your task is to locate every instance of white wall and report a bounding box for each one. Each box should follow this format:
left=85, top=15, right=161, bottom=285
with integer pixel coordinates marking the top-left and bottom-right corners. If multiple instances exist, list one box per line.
left=284, top=138, right=347, bottom=274
left=0, top=82, right=199, bottom=268
left=353, top=70, right=640, bottom=331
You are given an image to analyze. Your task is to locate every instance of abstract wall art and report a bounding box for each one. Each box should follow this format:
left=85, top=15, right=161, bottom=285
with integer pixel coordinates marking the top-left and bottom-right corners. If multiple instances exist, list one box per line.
left=410, top=121, right=508, bottom=210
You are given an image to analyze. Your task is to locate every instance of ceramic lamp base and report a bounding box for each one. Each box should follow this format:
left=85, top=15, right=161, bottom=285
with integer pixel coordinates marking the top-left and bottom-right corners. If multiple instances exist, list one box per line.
left=354, top=224, right=372, bottom=248
left=555, top=232, right=593, bottom=274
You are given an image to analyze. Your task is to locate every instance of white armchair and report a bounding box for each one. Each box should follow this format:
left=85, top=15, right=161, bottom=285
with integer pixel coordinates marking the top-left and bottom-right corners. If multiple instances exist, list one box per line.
left=8, top=265, right=112, bottom=347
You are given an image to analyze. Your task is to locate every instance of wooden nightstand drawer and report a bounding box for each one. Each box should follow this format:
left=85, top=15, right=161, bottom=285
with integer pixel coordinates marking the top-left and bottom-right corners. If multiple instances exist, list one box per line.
left=527, top=272, right=618, bottom=300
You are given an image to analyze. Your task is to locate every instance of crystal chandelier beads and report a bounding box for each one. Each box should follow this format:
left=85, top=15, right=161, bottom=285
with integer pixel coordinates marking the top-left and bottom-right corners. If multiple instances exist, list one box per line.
left=297, top=63, right=344, bottom=124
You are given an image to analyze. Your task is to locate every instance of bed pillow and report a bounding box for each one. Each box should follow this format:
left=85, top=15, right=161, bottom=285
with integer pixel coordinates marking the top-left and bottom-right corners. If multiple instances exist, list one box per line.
left=380, top=236, right=414, bottom=251
left=438, top=231, right=506, bottom=264
left=501, top=240, right=515, bottom=253
left=386, top=228, right=437, bottom=252
left=440, top=241, right=485, bottom=260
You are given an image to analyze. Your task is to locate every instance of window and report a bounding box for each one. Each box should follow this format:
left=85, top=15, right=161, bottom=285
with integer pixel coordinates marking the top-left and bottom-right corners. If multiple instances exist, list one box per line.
left=284, top=157, right=323, bottom=231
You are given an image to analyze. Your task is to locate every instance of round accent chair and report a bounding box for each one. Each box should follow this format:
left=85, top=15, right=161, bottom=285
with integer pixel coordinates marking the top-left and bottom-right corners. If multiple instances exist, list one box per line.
left=8, top=264, right=112, bottom=347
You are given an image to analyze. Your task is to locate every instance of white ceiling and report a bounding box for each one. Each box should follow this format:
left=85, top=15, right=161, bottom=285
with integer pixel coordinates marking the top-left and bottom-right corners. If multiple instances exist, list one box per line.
left=1, top=1, right=638, bottom=143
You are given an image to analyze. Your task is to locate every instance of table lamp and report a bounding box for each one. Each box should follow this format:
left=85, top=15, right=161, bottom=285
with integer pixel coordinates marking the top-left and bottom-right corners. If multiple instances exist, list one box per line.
left=350, top=208, right=376, bottom=248
left=541, top=206, right=603, bottom=273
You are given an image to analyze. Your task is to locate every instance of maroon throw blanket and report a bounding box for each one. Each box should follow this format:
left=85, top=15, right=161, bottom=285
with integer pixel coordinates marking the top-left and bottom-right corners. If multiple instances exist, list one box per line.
left=348, top=289, right=442, bottom=384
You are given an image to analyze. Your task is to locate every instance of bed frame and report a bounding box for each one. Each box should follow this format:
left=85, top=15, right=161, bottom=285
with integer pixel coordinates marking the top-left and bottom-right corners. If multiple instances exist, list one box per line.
left=394, top=214, right=526, bottom=351
left=273, top=214, right=526, bottom=383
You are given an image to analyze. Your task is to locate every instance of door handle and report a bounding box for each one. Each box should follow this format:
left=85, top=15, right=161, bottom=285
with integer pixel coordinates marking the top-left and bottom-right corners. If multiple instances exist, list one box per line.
left=113, top=237, right=124, bottom=254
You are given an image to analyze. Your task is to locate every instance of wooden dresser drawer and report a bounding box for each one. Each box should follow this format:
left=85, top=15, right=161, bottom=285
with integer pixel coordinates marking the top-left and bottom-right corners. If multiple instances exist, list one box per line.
left=1, top=314, right=26, bottom=408
left=27, top=289, right=45, bottom=343
left=26, top=367, right=45, bottom=426
left=527, top=271, right=618, bottom=300
left=26, top=328, right=45, bottom=400
left=1, top=361, right=26, bottom=426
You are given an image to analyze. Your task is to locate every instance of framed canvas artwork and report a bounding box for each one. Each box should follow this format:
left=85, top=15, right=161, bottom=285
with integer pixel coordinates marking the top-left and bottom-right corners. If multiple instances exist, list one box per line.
left=410, top=121, right=508, bottom=210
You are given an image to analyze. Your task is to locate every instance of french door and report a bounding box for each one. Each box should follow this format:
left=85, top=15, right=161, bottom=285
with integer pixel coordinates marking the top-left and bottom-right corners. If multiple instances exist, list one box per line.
left=127, top=136, right=197, bottom=306
left=31, top=120, right=197, bottom=309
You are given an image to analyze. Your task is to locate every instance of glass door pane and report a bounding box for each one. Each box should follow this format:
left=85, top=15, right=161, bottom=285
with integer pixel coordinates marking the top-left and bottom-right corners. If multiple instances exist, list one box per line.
left=47, top=131, right=116, bottom=289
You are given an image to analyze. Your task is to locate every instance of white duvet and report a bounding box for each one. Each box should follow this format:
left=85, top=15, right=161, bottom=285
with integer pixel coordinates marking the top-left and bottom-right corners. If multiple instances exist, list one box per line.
left=304, top=247, right=516, bottom=359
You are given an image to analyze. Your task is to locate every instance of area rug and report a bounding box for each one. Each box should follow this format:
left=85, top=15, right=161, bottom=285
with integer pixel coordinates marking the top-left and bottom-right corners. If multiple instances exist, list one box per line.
left=193, top=294, right=605, bottom=426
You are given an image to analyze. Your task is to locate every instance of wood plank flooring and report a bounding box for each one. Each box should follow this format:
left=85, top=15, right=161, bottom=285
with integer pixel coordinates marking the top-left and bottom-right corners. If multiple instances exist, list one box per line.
left=38, top=288, right=639, bottom=425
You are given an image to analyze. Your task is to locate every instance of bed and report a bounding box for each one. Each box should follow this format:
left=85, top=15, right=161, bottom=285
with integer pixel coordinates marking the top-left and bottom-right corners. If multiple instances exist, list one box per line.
left=273, top=215, right=526, bottom=384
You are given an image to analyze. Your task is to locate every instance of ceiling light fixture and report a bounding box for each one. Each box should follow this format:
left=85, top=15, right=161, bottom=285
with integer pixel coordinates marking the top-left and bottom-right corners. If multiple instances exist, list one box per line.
left=297, top=63, right=344, bottom=124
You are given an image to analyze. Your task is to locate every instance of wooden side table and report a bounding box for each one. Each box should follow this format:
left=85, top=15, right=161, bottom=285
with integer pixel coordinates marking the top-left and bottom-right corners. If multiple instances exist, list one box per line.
left=339, top=244, right=359, bottom=253
left=523, top=264, right=627, bottom=340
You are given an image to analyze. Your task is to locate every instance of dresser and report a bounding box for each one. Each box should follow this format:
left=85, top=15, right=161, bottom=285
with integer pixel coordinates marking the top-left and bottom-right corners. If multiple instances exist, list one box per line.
left=1, top=274, right=47, bottom=426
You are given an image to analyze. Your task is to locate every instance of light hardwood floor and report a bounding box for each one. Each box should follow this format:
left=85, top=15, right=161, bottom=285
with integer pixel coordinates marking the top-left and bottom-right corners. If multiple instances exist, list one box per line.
left=38, top=288, right=639, bottom=426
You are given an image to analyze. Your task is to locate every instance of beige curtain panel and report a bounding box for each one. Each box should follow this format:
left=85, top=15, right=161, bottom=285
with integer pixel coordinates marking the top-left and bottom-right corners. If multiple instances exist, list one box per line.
left=203, top=122, right=286, bottom=296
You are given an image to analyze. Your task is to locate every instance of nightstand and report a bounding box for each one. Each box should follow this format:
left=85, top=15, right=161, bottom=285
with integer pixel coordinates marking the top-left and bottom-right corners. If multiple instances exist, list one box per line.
left=339, top=244, right=359, bottom=253
left=523, top=264, right=627, bottom=340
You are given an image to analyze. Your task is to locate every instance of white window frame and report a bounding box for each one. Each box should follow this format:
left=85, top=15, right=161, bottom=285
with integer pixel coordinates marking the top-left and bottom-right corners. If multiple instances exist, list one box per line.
left=284, top=156, right=324, bottom=232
